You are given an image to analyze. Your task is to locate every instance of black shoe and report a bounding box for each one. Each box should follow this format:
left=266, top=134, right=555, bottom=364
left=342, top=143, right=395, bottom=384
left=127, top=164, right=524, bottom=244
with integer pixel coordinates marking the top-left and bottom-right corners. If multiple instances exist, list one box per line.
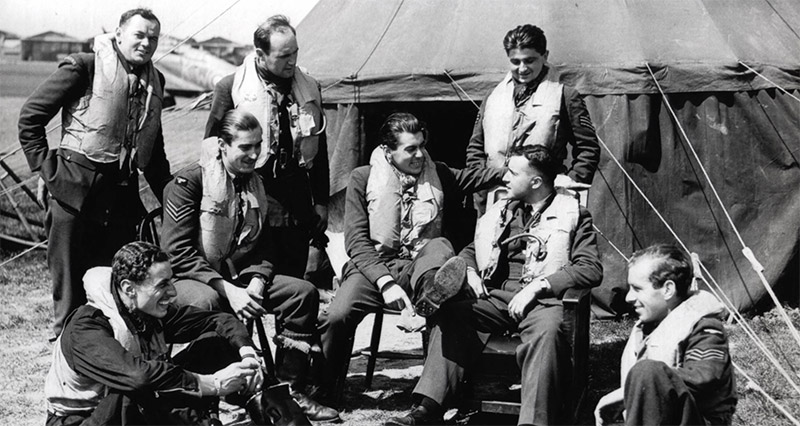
left=291, top=390, right=341, bottom=422
left=415, top=256, right=466, bottom=317
left=384, top=405, right=444, bottom=425
left=246, top=383, right=311, bottom=426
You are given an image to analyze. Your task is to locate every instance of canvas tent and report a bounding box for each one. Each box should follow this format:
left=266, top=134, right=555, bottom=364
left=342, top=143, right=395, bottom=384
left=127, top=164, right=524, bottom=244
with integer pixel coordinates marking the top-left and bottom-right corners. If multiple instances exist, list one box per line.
left=296, top=0, right=800, bottom=314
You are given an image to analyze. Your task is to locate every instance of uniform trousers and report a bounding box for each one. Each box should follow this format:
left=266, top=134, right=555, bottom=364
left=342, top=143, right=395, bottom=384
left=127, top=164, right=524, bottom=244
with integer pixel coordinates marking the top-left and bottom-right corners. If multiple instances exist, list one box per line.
left=624, top=359, right=728, bottom=426
left=46, top=177, right=143, bottom=337
left=318, top=237, right=455, bottom=394
left=413, top=295, right=570, bottom=426
left=173, top=274, right=319, bottom=336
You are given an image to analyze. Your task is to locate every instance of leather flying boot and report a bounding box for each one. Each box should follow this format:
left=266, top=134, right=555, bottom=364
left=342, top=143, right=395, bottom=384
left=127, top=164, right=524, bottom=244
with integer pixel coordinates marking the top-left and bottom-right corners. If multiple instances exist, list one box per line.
left=383, top=405, right=444, bottom=425
left=278, top=345, right=341, bottom=422
left=290, top=390, right=340, bottom=423
left=414, top=256, right=467, bottom=317
left=246, top=383, right=311, bottom=426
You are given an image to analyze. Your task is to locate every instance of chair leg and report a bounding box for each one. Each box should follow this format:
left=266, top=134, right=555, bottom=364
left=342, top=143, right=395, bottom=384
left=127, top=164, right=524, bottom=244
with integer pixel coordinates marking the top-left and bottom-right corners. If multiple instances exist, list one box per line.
left=421, top=327, right=430, bottom=360
left=254, top=318, right=276, bottom=377
left=364, top=310, right=385, bottom=389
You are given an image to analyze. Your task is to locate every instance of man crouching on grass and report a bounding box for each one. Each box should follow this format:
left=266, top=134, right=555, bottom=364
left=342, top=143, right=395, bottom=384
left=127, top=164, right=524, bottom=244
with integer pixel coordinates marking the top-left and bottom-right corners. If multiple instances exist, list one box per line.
left=594, top=244, right=737, bottom=426
left=44, top=241, right=302, bottom=425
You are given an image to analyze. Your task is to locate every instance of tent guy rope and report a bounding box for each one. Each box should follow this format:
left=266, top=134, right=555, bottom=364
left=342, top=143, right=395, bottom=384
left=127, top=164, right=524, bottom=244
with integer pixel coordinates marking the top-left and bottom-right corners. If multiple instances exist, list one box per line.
left=738, top=61, right=800, bottom=104
left=646, top=62, right=800, bottom=353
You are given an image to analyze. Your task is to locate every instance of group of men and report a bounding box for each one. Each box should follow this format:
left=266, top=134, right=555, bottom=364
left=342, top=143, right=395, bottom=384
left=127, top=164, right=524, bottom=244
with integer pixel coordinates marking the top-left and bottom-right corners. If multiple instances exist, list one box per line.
left=18, top=7, right=737, bottom=426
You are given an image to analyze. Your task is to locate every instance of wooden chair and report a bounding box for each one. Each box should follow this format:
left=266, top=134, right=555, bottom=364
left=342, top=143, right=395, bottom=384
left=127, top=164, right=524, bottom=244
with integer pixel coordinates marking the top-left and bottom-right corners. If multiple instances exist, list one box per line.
left=468, top=287, right=592, bottom=423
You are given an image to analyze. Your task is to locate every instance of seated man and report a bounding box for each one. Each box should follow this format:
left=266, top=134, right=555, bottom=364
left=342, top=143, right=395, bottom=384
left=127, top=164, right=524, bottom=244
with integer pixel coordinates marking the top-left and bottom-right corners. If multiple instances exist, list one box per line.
left=160, top=109, right=337, bottom=421
left=318, top=112, right=504, bottom=399
left=388, top=145, right=603, bottom=426
left=594, top=244, right=737, bottom=426
left=45, top=241, right=266, bottom=425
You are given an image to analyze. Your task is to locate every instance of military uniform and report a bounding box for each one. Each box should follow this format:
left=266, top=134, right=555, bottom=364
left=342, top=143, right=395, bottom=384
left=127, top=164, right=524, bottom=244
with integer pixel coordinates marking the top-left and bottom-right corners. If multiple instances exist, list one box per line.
left=318, top=159, right=503, bottom=397
left=18, top=37, right=171, bottom=337
left=45, top=267, right=252, bottom=426
left=620, top=292, right=737, bottom=425
left=160, top=163, right=319, bottom=346
left=412, top=196, right=602, bottom=425
left=466, top=66, right=600, bottom=183
left=205, top=59, right=329, bottom=279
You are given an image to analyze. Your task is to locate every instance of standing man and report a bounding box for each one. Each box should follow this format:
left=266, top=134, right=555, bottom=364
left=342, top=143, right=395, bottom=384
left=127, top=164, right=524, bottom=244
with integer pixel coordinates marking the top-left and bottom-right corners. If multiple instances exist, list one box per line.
left=388, top=145, right=603, bottom=426
left=18, top=8, right=172, bottom=338
left=160, top=110, right=339, bottom=422
left=467, top=24, right=600, bottom=211
left=205, top=14, right=328, bottom=279
left=594, top=244, right=737, bottom=426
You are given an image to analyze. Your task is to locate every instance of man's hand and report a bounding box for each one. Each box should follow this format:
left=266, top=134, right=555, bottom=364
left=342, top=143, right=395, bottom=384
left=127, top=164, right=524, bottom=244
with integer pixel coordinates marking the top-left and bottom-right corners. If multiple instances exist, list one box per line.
left=466, top=267, right=487, bottom=299
left=313, top=204, right=328, bottom=235
left=222, top=281, right=267, bottom=321
left=213, top=358, right=262, bottom=396
left=381, top=282, right=413, bottom=311
left=594, top=388, right=624, bottom=426
left=36, top=176, right=48, bottom=208
left=554, top=174, right=591, bottom=190
left=508, top=279, right=547, bottom=321
left=245, top=276, right=267, bottom=304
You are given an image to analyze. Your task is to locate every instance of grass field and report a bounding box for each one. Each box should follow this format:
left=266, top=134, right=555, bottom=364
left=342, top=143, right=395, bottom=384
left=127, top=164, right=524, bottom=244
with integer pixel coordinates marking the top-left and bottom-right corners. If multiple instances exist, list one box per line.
left=2, top=61, right=800, bottom=425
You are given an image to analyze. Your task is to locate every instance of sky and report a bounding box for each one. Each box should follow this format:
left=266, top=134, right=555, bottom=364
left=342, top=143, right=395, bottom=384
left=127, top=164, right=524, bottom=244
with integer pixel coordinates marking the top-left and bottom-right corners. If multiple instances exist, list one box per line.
left=0, top=0, right=319, bottom=44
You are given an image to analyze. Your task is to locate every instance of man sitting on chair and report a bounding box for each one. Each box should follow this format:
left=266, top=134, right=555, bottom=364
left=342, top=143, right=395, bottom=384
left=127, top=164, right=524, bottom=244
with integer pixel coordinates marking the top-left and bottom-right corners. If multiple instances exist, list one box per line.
left=318, top=112, right=504, bottom=401
left=594, top=244, right=737, bottom=426
left=45, top=241, right=265, bottom=425
left=388, top=145, right=602, bottom=426
left=160, top=109, right=338, bottom=422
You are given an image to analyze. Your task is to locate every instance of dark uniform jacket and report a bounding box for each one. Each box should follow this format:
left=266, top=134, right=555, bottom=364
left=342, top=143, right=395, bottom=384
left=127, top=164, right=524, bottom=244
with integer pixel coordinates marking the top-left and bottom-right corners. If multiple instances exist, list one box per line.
left=459, top=199, right=603, bottom=303
left=345, top=162, right=504, bottom=284
left=648, top=316, right=737, bottom=423
left=18, top=53, right=172, bottom=214
left=205, top=74, right=329, bottom=228
left=57, top=302, right=252, bottom=399
left=160, top=164, right=276, bottom=285
left=466, top=77, right=600, bottom=184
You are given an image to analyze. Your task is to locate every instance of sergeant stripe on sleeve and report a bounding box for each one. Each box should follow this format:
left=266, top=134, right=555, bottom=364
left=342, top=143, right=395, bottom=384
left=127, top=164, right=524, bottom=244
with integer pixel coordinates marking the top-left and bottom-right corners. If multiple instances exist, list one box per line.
left=685, top=348, right=725, bottom=362
left=166, top=199, right=194, bottom=223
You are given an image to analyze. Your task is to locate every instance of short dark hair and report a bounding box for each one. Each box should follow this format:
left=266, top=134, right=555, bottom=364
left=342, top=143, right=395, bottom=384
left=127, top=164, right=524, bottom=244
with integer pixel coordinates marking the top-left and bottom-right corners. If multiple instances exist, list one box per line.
left=379, top=112, right=427, bottom=150
left=503, top=24, right=547, bottom=55
left=119, top=8, right=160, bottom=27
left=219, top=110, right=262, bottom=145
left=509, top=144, right=559, bottom=184
left=629, top=244, right=694, bottom=299
left=253, top=15, right=296, bottom=52
left=111, top=241, right=169, bottom=292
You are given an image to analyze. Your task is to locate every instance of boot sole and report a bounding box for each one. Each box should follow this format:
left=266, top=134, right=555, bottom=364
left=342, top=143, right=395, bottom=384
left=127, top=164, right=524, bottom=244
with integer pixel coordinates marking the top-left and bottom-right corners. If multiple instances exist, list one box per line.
left=415, top=257, right=466, bottom=317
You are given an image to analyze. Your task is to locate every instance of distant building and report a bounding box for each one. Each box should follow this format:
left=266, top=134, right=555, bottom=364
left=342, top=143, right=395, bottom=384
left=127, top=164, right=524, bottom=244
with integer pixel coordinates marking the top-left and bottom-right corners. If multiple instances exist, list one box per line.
left=21, top=31, right=90, bottom=61
left=193, top=36, right=251, bottom=65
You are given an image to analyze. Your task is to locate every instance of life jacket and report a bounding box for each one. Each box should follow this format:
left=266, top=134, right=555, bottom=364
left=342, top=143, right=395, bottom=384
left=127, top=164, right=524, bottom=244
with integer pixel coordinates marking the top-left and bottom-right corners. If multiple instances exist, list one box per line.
left=60, top=33, right=163, bottom=168
left=365, top=147, right=444, bottom=259
left=482, top=68, right=562, bottom=168
left=45, top=267, right=168, bottom=416
left=474, top=189, right=578, bottom=282
left=619, top=290, right=725, bottom=388
left=231, top=53, right=323, bottom=170
left=197, top=137, right=269, bottom=276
